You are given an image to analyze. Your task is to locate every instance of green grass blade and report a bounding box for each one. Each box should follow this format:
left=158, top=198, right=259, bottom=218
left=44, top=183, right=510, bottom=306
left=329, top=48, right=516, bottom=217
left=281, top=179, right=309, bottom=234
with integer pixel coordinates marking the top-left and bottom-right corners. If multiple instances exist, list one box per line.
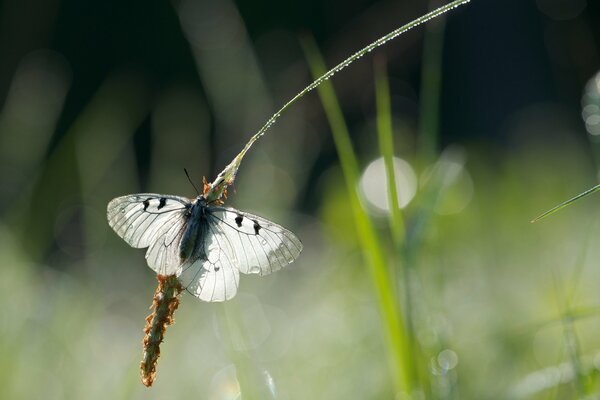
left=531, top=184, right=600, bottom=223
left=418, top=5, right=447, bottom=163
left=374, top=58, right=421, bottom=392
left=374, top=57, right=406, bottom=246
left=302, top=37, right=413, bottom=397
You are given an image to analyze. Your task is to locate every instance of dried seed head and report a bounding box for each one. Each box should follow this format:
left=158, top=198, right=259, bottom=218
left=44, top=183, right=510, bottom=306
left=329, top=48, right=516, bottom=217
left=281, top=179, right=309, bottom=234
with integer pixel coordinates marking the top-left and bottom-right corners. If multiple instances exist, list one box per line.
left=140, top=275, right=183, bottom=387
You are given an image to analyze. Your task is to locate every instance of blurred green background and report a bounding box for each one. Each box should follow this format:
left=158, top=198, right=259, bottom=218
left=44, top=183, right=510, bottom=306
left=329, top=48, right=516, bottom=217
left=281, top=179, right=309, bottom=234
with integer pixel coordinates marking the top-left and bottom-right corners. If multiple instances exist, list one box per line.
left=1, top=0, right=600, bottom=399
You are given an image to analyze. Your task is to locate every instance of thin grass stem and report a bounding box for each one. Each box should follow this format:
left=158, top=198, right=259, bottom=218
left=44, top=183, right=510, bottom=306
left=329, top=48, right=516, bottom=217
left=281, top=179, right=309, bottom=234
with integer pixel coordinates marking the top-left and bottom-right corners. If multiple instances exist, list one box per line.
left=374, top=58, right=406, bottom=246
left=418, top=1, right=448, bottom=163
left=302, top=36, right=413, bottom=397
left=206, top=0, right=472, bottom=201
left=374, top=57, right=419, bottom=391
left=531, top=184, right=600, bottom=222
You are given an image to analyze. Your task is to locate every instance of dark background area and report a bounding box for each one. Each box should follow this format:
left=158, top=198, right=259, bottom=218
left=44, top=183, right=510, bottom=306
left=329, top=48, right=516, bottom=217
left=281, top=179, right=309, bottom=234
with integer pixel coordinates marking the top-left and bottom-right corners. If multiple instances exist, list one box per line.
left=3, top=0, right=597, bottom=174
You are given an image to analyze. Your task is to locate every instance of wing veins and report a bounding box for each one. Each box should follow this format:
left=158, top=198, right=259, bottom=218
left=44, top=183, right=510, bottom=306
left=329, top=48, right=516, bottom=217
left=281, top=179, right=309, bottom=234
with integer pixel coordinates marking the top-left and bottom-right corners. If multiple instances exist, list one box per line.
left=149, top=216, right=186, bottom=273
left=206, top=209, right=301, bottom=275
left=208, top=221, right=240, bottom=300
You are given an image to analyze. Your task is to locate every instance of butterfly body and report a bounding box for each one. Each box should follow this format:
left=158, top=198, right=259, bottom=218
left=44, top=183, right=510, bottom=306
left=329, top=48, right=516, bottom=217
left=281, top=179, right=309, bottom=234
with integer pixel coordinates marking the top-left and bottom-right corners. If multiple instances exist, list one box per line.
left=107, top=192, right=302, bottom=302
left=178, top=195, right=208, bottom=262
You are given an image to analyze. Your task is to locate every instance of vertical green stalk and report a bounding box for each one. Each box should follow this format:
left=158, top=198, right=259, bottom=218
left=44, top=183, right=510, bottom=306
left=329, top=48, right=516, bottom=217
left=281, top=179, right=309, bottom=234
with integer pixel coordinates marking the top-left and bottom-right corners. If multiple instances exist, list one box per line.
left=555, top=228, right=595, bottom=397
left=418, top=1, right=448, bottom=164
left=552, top=274, right=586, bottom=397
left=374, top=57, right=419, bottom=392
left=562, top=315, right=585, bottom=396
left=302, top=37, right=413, bottom=397
left=374, top=58, right=406, bottom=246
left=414, top=8, right=450, bottom=390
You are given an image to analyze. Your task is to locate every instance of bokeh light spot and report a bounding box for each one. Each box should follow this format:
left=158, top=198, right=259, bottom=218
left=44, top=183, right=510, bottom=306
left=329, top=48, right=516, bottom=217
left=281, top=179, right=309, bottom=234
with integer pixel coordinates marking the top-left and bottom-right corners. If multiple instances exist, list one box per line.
left=582, top=70, right=600, bottom=136
left=359, top=157, right=417, bottom=213
left=437, top=349, right=459, bottom=371
left=209, top=365, right=241, bottom=400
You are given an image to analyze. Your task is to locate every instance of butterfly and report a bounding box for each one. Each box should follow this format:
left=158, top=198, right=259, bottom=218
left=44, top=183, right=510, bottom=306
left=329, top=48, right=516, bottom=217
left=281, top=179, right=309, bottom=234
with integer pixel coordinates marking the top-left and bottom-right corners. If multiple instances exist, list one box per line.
left=107, top=192, right=302, bottom=302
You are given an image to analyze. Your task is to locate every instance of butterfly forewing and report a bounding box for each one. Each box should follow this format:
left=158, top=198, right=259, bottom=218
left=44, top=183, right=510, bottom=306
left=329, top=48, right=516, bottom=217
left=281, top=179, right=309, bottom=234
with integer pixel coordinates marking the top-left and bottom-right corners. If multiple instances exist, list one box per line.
left=107, top=194, right=191, bottom=275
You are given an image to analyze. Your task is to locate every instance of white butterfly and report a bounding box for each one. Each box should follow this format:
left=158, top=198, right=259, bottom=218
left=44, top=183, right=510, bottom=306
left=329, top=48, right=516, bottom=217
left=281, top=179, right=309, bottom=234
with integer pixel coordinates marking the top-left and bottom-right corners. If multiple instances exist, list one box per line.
left=107, top=193, right=302, bottom=302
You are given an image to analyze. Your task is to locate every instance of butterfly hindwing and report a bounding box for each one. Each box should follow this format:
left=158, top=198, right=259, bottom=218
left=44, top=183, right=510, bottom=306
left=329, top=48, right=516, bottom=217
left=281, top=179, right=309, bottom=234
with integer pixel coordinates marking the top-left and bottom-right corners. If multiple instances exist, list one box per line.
left=107, top=194, right=191, bottom=275
left=207, top=207, right=303, bottom=276
left=178, top=220, right=241, bottom=301
left=177, top=207, right=302, bottom=302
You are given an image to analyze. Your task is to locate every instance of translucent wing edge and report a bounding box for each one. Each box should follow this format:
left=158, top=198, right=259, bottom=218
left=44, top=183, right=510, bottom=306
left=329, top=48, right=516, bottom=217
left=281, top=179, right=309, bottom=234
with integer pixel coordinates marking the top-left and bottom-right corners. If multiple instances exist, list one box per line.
left=207, top=207, right=303, bottom=276
left=107, top=193, right=191, bottom=248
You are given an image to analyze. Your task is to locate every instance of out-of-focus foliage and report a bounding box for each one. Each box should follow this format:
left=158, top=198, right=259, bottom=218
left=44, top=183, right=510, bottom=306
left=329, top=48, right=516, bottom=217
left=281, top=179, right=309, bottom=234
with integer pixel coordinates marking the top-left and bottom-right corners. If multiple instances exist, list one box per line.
left=1, top=0, right=600, bottom=399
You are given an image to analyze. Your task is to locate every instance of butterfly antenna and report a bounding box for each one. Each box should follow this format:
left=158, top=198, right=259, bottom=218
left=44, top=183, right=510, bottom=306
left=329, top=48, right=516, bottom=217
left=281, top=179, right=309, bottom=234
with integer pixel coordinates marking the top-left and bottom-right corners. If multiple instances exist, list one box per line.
left=184, top=168, right=201, bottom=195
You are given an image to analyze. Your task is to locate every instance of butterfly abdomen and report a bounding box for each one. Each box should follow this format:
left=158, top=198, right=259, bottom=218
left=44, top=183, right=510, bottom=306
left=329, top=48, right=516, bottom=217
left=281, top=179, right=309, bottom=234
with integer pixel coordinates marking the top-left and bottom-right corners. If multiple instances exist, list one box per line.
left=178, top=202, right=206, bottom=262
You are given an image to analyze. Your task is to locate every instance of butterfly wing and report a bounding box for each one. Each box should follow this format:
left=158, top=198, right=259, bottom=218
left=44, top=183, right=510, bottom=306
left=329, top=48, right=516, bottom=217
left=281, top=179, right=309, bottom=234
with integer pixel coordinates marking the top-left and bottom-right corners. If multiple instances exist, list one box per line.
left=107, top=194, right=191, bottom=275
left=178, top=220, right=241, bottom=302
left=208, top=208, right=303, bottom=275
left=177, top=207, right=302, bottom=302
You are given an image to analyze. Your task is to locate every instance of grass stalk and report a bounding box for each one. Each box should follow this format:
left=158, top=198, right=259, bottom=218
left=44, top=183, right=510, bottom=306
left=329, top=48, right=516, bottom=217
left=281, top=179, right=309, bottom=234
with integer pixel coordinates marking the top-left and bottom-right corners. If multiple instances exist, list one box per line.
left=418, top=1, right=448, bottom=163
left=302, top=37, right=413, bottom=397
left=374, top=57, right=419, bottom=392
left=531, top=184, right=600, bottom=222
left=374, top=58, right=406, bottom=246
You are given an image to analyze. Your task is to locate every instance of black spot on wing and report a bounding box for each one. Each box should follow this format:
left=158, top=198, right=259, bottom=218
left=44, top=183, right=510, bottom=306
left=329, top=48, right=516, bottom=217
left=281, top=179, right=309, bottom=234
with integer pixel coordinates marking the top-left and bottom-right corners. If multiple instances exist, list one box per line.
left=235, top=214, right=243, bottom=228
left=253, top=220, right=261, bottom=235
left=143, top=199, right=150, bottom=211
left=158, top=197, right=167, bottom=210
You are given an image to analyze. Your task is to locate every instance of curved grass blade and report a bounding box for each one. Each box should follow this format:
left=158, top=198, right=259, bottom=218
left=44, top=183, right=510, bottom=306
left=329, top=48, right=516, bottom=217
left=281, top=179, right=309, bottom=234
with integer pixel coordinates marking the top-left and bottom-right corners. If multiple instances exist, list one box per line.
left=205, top=0, right=472, bottom=202
left=531, top=184, right=600, bottom=223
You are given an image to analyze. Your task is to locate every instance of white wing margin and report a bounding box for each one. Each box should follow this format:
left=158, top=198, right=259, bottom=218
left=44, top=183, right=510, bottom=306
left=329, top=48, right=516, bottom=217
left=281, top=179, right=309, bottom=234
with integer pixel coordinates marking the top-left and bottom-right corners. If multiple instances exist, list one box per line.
left=107, top=194, right=190, bottom=275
